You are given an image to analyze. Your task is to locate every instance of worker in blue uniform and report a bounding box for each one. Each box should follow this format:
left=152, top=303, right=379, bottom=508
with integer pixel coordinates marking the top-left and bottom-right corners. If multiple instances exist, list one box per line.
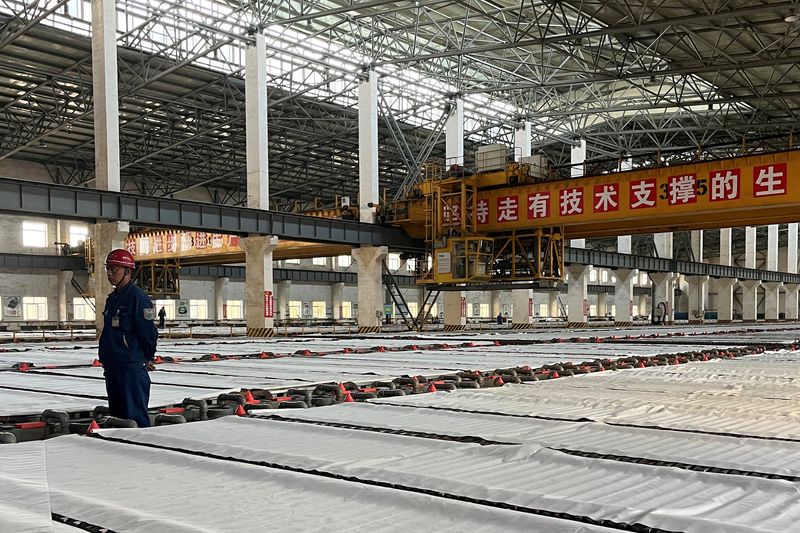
left=98, top=249, right=158, bottom=427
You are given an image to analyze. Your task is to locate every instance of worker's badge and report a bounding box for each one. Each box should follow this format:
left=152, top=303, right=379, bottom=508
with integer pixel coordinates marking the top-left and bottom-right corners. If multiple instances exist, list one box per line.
left=143, top=307, right=155, bottom=321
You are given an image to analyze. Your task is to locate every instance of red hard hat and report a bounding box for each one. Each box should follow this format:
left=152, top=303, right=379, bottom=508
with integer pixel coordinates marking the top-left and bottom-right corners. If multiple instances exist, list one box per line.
left=105, top=249, right=135, bottom=269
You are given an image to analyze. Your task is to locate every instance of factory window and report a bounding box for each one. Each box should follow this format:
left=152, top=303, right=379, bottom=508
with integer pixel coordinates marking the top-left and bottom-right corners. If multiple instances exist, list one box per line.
left=225, top=300, right=242, bottom=320
left=387, top=253, right=400, bottom=270
left=340, top=301, right=352, bottom=319
left=190, top=300, right=208, bottom=320
left=69, top=225, right=88, bottom=248
left=539, top=304, right=548, bottom=317
left=406, top=257, right=416, bottom=272
left=22, top=221, right=47, bottom=248
left=312, top=301, right=327, bottom=318
left=288, top=300, right=301, bottom=319
left=312, top=257, right=327, bottom=266
left=22, top=297, right=48, bottom=320
left=285, top=258, right=300, bottom=265
left=155, top=300, right=175, bottom=319
left=589, top=268, right=598, bottom=282
left=407, top=302, right=418, bottom=318
left=639, top=272, right=649, bottom=285
left=73, top=297, right=95, bottom=321
left=600, top=270, right=608, bottom=283
left=479, top=303, right=490, bottom=318
left=337, top=255, right=352, bottom=268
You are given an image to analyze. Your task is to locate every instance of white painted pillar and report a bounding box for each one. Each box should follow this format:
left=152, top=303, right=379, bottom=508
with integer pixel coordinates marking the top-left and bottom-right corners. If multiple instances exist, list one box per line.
left=246, top=33, right=269, bottom=209
left=58, top=271, right=73, bottom=324
left=596, top=293, right=608, bottom=317
left=570, top=139, right=587, bottom=249
left=716, top=278, right=737, bottom=322
left=490, top=291, right=502, bottom=317
left=549, top=292, right=561, bottom=318
left=617, top=236, right=632, bottom=255
left=331, top=282, right=344, bottom=320
left=351, top=246, right=387, bottom=329
left=654, top=233, right=673, bottom=259
left=691, top=230, right=703, bottom=262
left=740, top=227, right=760, bottom=321
left=445, top=99, right=464, bottom=164
left=785, top=284, right=799, bottom=320
left=764, top=224, right=782, bottom=320
left=514, top=122, right=532, bottom=159
left=686, top=275, right=709, bottom=322
left=512, top=289, right=534, bottom=325
left=613, top=269, right=635, bottom=324
left=444, top=96, right=467, bottom=326
left=651, top=272, right=676, bottom=323
left=241, top=236, right=279, bottom=334
left=638, top=294, right=648, bottom=319
left=764, top=282, right=783, bottom=321
left=359, top=70, right=379, bottom=224
left=92, top=0, right=120, bottom=192
left=720, top=228, right=732, bottom=266
left=276, top=280, right=291, bottom=320
left=214, top=277, right=229, bottom=322
left=783, top=223, right=799, bottom=320
left=567, top=265, right=590, bottom=325
left=92, top=221, right=130, bottom=333
left=443, top=291, right=467, bottom=328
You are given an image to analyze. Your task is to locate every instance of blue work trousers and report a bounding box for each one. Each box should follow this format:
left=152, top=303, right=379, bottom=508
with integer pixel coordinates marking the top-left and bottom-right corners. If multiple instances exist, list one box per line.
left=104, top=365, right=151, bottom=428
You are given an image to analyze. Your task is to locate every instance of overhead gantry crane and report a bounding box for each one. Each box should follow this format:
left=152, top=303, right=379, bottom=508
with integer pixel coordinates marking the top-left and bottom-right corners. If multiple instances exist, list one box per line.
left=383, top=149, right=800, bottom=287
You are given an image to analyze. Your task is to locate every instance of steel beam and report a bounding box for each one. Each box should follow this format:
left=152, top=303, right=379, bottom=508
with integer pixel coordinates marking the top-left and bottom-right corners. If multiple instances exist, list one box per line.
left=181, top=265, right=417, bottom=286
left=0, top=177, right=422, bottom=249
left=0, top=253, right=85, bottom=270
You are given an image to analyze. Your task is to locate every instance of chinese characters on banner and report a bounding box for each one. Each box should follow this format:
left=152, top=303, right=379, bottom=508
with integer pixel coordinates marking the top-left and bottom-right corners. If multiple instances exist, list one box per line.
left=125, top=232, right=240, bottom=258
left=477, top=162, right=787, bottom=225
left=264, top=291, right=274, bottom=318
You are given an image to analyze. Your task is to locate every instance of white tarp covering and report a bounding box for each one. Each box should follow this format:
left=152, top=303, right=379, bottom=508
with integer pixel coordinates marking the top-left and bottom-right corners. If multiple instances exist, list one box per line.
left=0, top=442, right=53, bottom=533
left=96, top=416, right=800, bottom=533
left=0, top=435, right=620, bottom=533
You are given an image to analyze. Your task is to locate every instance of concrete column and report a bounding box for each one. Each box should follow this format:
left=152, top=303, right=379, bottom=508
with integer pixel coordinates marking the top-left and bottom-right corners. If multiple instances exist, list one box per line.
left=596, top=293, right=608, bottom=317
left=764, top=225, right=781, bottom=320
left=654, top=233, right=673, bottom=259
left=686, top=275, right=709, bottom=322
left=720, top=228, right=732, bottom=266
left=570, top=139, right=586, bottom=178
left=787, top=223, right=799, bottom=274
left=446, top=98, right=464, bottom=164
left=739, top=279, right=761, bottom=321
left=548, top=291, right=560, bottom=318
left=617, top=236, right=632, bottom=255
left=351, top=246, right=387, bottom=330
left=58, top=271, right=73, bottom=324
left=512, top=289, right=534, bottom=326
left=737, top=226, right=759, bottom=322
left=214, top=277, right=229, bottom=322
left=638, top=294, right=648, bottom=319
left=276, top=280, right=291, bottom=320
left=490, top=291, right=502, bottom=317
left=246, top=33, right=269, bottom=209
left=331, top=282, right=344, bottom=320
left=691, top=230, right=703, bottom=262
left=567, top=265, right=590, bottom=325
left=241, top=236, right=278, bottom=334
left=359, top=70, right=379, bottom=224
left=651, top=272, right=676, bottom=323
left=570, top=139, right=586, bottom=249
left=514, top=122, right=531, bottom=159
left=443, top=291, right=467, bottom=329
left=715, top=278, right=737, bottom=322
left=92, top=221, right=130, bottom=333
left=784, top=284, right=799, bottom=320
left=764, top=282, right=783, bottom=321
left=614, top=268, right=635, bottom=324
left=92, top=0, right=120, bottom=192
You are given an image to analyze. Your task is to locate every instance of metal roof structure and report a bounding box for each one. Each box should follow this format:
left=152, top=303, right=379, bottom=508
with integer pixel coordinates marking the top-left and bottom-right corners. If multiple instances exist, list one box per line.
left=1, top=0, right=800, bottom=213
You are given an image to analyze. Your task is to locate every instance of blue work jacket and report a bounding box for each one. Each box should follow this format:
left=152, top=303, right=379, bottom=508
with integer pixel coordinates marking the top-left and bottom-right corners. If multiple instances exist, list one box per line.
left=99, top=282, right=158, bottom=368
